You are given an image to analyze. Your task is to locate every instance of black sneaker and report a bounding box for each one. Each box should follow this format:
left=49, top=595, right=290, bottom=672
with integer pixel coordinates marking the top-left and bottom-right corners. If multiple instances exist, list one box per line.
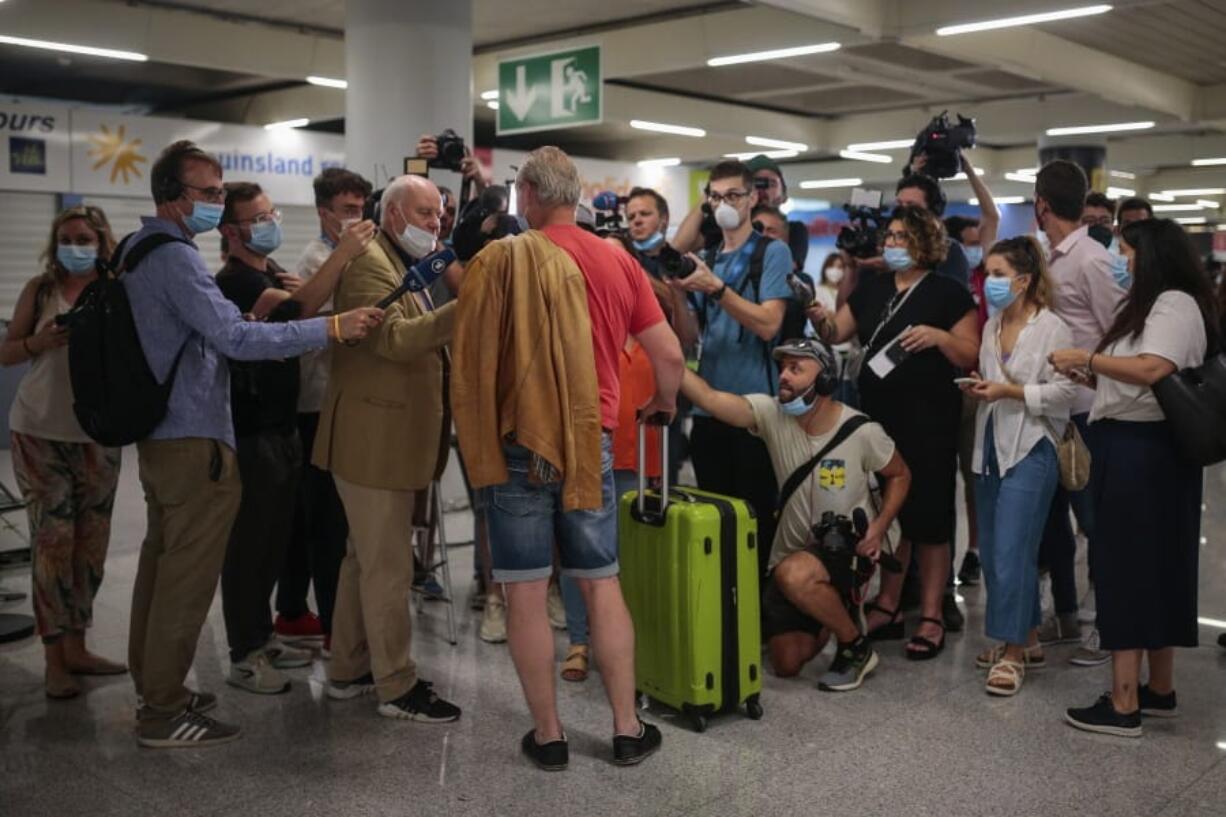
left=377, top=680, right=461, bottom=723
left=1138, top=685, right=1178, bottom=718
left=612, top=720, right=662, bottom=766
left=521, top=729, right=568, bottom=771
left=327, top=672, right=376, bottom=701
left=1065, top=694, right=1142, bottom=738
left=942, top=593, right=965, bottom=633
left=957, top=551, right=981, bottom=586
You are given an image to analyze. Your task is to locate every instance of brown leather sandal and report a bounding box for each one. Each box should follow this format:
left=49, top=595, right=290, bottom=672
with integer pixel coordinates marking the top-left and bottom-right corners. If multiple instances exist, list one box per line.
left=560, top=644, right=589, bottom=682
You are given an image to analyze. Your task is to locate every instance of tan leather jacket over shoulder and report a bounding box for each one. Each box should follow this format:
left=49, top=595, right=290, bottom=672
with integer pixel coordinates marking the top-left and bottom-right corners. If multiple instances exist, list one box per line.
left=451, top=230, right=602, bottom=511
left=312, top=231, right=455, bottom=491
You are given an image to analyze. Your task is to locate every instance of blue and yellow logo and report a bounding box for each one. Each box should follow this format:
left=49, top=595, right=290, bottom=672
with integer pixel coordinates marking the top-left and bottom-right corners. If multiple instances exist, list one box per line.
left=87, top=123, right=147, bottom=184
left=818, top=459, right=846, bottom=490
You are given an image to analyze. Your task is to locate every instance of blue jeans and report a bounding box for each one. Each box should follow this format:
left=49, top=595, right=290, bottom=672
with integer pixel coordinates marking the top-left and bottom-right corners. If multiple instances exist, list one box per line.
left=487, top=435, right=619, bottom=584
left=975, top=419, right=1059, bottom=645
left=557, top=469, right=638, bottom=646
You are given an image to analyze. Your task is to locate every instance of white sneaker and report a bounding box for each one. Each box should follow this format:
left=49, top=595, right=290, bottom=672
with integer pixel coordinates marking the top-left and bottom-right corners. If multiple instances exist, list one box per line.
left=480, top=595, right=508, bottom=643
left=1070, top=627, right=1111, bottom=667
left=227, top=650, right=290, bottom=695
left=547, top=583, right=567, bottom=631
left=264, top=639, right=313, bottom=669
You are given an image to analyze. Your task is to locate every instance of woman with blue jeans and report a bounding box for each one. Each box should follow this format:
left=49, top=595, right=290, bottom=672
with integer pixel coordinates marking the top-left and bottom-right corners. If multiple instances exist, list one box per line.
left=963, top=236, right=1076, bottom=696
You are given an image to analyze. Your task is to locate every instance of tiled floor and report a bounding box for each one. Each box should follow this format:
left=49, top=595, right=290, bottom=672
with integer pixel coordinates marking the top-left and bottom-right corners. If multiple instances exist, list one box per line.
left=2, top=452, right=1224, bottom=817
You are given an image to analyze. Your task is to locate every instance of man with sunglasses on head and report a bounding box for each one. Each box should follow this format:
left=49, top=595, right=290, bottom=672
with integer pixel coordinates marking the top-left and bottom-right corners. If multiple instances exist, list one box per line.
left=669, top=159, right=792, bottom=581
left=122, top=141, right=382, bottom=749
left=680, top=338, right=910, bottom=691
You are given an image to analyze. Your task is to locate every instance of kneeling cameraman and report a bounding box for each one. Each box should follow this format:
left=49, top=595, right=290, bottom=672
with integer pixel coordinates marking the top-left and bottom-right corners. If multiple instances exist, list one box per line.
left=680, top=339, right=910, bottom=691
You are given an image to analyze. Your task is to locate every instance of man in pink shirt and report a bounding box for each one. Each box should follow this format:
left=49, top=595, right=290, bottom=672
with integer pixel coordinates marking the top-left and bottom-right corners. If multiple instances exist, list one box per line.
left=1033, top=160, right=1127, bottom=666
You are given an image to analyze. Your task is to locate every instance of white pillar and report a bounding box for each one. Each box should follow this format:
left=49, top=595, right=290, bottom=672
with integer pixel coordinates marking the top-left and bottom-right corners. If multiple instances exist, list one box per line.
left=345, top=0, right=473, bottom=187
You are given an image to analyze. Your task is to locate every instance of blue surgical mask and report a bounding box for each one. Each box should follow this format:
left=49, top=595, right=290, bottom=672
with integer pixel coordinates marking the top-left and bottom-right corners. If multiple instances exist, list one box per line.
left=245, top=220, right=282, bottom=255
left=984, top=277, right=1018, bottom=315
left=183, top=200, right=224, bottom=234
left=56, top=245, right=97, bottom=276
left=632, top=231, right=665, bottom=252
left=883, top=246, right=914, bottom=272
left=963, top=245, right=984, bottom=269
left=1108, top=251, right=1131, bottom=289
left=778, top=381, right=817, bottom=416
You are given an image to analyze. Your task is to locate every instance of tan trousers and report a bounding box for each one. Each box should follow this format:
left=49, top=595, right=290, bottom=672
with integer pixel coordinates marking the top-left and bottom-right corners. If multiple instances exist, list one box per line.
left=129, top=438, right=241, bottom=716
left=330, top=477, right=417, bottom=703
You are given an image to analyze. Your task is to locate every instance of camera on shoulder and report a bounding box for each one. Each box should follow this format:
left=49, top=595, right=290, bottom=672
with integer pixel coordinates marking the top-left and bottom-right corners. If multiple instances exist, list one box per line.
left=909, top=110, right=976, bottom=179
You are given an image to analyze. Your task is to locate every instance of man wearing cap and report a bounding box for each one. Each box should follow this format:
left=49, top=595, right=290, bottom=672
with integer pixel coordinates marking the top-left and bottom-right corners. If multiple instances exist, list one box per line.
left=746, top=154, right=810, bottom=272
left=680, top=338, right=910, bottom=692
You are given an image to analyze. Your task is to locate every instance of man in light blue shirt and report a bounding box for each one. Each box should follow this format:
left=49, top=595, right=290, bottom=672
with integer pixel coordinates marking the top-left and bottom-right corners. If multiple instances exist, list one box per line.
left=673, top=159, right=791, bottom=580
left=124, top=140, right=381, bottom=749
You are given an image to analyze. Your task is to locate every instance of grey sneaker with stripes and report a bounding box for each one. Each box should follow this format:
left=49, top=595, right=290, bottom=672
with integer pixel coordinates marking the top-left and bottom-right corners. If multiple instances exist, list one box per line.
left=136, top=709, right=242, bottom=749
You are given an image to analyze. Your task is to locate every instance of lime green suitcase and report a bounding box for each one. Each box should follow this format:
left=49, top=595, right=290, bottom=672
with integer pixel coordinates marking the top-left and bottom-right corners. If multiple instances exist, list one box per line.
left=619, top=426, right=763, bottom=732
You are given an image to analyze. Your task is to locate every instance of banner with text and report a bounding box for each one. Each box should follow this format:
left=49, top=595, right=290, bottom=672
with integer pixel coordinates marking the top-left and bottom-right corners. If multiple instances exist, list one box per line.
left=0, top=100, right=71, bottom=192
left=69, top=111, right=345, bottom=205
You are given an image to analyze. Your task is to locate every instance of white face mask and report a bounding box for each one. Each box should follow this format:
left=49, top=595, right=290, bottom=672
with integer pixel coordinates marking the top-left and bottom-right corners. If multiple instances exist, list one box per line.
left=825, top=265, right=845, bottom=285
left=394, top=206, right=435, bottom=258
left=714, top=201, right=742, bottom=231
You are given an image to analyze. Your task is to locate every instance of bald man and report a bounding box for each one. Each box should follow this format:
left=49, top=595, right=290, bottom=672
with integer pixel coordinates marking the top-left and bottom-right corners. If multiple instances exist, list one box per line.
left=312, top=174, right=463, bottom=722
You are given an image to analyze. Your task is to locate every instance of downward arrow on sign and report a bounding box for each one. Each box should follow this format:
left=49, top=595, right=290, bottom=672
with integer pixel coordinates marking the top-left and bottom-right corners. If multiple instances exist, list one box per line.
left=505, top=64, right=538, bottom=121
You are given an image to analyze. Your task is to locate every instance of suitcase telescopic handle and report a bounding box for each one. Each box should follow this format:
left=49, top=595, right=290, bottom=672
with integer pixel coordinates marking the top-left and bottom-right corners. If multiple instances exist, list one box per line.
left=636, top=413, right=670, bottom=519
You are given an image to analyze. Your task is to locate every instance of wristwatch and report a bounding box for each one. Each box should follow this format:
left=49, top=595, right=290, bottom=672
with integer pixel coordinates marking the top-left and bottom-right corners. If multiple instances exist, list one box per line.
left=712, top=282, right=728, bottom=302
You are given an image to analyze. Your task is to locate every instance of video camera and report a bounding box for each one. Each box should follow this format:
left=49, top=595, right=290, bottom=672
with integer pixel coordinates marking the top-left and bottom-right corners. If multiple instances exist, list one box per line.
left=592, top=190, right=628, bottom=236
left=810, top=508, right=902, bottom=609
left=451, top=185, right=523, bottom=262
left=836, top=188, right=889, bottom=260
left=909, top=110, right=976, bottom=180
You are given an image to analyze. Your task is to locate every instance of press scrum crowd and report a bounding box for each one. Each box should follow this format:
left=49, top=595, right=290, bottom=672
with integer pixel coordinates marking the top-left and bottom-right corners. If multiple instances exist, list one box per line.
left=6, top=132, right=1225, bottom=767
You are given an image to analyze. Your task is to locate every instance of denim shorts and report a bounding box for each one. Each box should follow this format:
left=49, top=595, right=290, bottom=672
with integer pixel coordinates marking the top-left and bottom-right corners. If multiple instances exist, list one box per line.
left=486, top=434, right=618, bottom=583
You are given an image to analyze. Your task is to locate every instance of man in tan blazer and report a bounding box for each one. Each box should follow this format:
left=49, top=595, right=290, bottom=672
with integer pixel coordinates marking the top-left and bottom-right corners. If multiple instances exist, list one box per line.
left=312, top=174, right=461, bottom=722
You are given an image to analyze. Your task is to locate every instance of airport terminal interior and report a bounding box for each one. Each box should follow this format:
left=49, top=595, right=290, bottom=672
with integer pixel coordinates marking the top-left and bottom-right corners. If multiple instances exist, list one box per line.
left=1, top=1, right=1226, bottom=815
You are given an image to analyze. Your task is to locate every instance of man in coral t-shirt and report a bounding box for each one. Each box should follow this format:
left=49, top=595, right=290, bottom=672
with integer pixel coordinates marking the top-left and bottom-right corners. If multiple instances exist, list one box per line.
left=489, top=147, right=684, bottom=771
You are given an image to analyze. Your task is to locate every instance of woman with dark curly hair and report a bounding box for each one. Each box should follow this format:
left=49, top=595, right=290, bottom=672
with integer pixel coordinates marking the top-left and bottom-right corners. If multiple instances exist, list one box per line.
left=0, top=205, right=124, bottom=699
left=810, top=204, right=979, bottom=659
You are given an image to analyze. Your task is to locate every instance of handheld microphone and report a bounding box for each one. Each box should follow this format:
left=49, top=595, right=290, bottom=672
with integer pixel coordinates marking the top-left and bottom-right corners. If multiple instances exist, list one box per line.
left=375, top=247, right=457, bottom=310
left=592, top=190, right=622, bottom=212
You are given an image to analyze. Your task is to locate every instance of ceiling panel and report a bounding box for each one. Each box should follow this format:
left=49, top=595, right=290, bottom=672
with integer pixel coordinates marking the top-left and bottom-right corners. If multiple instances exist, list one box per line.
left=126, top=0, right=727, bottom=46
left=1037, top=0, right=1226, bottom=84
left=955, top=69, right=1052, bottom=92
left=840, top=42, right=977, bottom=72
left=633, top=64, right=838, bottom=97
left=765, top=84, right=925, bottom=115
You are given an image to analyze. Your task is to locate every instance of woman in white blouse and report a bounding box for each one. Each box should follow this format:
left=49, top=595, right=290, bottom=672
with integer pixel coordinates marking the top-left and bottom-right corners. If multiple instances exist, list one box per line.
left=1051, top=218, right=1219, bottom=738
left=961, top=236, right=1076, bottom=696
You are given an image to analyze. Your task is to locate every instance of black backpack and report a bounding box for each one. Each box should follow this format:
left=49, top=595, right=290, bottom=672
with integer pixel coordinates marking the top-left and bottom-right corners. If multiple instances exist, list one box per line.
left=702, top=233, right=808, bottom=395
left=65, top=232, right=190, bottom=447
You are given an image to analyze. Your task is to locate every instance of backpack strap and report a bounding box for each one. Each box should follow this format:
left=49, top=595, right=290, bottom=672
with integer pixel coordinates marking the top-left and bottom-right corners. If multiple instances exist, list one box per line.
left=775, top=414, right=871, bottom=520
left=115, top=232, right=192, bottom=275
left=742, top=234, right=777, bottom=393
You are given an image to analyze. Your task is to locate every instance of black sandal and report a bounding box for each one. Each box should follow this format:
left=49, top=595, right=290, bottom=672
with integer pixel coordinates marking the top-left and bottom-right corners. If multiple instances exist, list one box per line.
left=905, top=617, right=946, bottom=661
left=865, top=601, right=904, bottom=642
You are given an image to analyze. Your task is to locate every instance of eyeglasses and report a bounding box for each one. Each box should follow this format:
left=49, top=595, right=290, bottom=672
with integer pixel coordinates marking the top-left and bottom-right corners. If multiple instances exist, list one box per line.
left=235, top=209, right=282, bottom=225
left=707, top=189, right=749, bottom=206
left=883, top=230, right=910, bottom=244
left=180, top=181, right=226, bottom=203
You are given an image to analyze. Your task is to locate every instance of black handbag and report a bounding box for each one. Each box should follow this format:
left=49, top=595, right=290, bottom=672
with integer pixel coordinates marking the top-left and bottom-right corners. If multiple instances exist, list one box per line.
left=1152, top=351, right=1226, bottom=466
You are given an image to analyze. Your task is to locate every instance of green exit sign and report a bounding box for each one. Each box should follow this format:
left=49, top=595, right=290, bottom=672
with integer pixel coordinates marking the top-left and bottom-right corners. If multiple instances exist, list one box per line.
left=496, top=46, right=602, bottom=136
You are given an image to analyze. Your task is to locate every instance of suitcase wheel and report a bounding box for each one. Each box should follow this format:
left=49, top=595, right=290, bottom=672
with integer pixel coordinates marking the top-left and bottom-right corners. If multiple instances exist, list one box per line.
left=745, top=695, right=764, bottom=721
left=682, top=704, right=708, bottom=733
